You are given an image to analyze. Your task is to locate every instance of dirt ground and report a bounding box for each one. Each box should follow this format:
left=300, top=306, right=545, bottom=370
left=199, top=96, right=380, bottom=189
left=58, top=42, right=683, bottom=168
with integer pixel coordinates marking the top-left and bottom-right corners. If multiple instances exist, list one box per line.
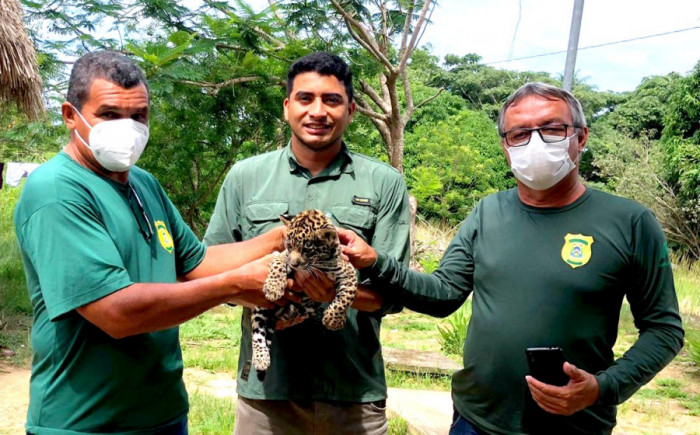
left=0, top=363, right=30, bottom=435
left=1, top=362, right=698, bottom=434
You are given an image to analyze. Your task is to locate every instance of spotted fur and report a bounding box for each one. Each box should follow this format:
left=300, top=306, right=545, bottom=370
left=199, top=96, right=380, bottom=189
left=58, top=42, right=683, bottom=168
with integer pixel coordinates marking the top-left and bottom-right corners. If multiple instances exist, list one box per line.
left=251, top=209, right=358, bottom=372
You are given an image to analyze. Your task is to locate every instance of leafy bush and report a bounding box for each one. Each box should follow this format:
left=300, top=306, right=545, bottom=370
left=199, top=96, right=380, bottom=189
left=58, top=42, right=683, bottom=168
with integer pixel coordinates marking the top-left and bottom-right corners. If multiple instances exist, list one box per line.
left=437, top=299, right=472, bottom=356
left=404, top=110, right=514, bottom=225
left=0, top=185, right=30, bottom=314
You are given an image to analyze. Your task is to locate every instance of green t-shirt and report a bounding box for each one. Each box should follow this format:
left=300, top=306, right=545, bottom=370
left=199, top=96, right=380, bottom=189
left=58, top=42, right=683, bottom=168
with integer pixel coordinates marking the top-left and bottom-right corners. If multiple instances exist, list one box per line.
left=14, top=152, right=206, bottom=434
left=203, top=144, right=411, bottom=402
left=369, top=188, right=684, bottom=434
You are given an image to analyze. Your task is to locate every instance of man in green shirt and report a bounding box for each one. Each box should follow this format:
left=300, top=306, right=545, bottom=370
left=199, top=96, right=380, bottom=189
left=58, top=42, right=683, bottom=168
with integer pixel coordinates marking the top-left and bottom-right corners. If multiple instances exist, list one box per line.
left=339, top=82, right=684, bottom=434
left=204, top=52, right=411, bottom=434
left=14, top=51, right=288, bottom=435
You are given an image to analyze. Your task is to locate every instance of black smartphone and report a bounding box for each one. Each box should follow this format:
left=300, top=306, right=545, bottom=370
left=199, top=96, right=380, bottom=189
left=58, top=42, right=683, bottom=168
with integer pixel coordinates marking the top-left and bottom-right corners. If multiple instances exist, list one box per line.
left=525, top=347, right=569, bottom=386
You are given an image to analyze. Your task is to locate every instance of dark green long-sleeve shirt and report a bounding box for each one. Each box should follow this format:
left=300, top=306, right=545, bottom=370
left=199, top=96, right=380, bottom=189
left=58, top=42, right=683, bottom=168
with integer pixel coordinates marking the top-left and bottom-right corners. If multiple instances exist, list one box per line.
left=368, top=188, right=684, bottom=434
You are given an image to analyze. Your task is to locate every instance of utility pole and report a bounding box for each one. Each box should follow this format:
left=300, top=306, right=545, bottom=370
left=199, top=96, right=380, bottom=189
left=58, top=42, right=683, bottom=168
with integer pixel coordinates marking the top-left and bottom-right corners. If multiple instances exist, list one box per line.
left=563, top=0, right=584, bottom=92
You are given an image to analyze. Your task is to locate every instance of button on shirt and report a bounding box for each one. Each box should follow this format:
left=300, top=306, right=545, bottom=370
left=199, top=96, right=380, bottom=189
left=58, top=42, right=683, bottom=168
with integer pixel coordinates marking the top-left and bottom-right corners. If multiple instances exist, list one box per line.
left=203, top=144, right=411, bottom=402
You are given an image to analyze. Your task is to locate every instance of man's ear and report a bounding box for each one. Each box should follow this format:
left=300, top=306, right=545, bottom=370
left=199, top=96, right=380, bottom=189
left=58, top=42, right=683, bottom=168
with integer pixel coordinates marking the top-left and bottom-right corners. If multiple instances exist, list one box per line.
left=577, top=126, right=589, bottom=151
left=283, top=98, right=290, bottom=122
left=62, top=102, right=78, bottom=130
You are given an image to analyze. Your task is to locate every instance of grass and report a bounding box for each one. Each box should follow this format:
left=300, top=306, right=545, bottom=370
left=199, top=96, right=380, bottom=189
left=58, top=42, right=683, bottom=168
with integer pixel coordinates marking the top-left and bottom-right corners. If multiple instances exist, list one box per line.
left=388, top=416, right=409, bottom=434
left=188, top=391, right=236, bottom=435
left=180, top=306, right=242, bottom=374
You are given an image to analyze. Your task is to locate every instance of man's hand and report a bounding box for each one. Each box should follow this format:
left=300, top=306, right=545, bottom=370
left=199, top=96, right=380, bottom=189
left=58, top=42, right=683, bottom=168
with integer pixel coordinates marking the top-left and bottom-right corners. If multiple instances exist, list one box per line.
left=293, top=269, right=336, bottom=303
left=526, top=362, right=600, bottom=416
left=272, top=224, right=287, bottom=251
left=227, top=253, right=295, bottom=309
left=336, top=227, right=377, bottom=269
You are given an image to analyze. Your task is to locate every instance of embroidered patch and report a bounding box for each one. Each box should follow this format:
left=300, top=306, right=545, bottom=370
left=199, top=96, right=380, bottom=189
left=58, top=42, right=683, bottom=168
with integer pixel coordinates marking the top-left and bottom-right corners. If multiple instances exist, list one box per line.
left=352, top=196, right=372, bottom=206
left=561, top=233, right=594, bottom=269
left=155, top=220, right=174, bottom=254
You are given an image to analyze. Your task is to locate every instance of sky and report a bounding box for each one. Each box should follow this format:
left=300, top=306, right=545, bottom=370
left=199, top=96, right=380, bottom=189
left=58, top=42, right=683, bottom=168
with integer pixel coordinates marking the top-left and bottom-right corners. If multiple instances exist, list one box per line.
left=243, top=0, right=700, bottom=93
left=416, top=0, right=700, bottom=92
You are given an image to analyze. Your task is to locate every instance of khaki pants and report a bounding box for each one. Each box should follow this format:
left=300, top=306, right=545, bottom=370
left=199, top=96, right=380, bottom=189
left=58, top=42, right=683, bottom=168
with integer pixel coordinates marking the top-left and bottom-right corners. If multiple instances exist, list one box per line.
left=233, top=396, right=388, bottom=435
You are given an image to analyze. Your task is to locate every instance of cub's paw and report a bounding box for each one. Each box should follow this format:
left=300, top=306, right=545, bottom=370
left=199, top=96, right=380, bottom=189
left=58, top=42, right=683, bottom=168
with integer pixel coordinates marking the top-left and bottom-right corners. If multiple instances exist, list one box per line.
left=263, top=278, right=286, bottom=302
left=252, top=348, right=271, bottom=371
left=322, top=311, right=347, bottom=331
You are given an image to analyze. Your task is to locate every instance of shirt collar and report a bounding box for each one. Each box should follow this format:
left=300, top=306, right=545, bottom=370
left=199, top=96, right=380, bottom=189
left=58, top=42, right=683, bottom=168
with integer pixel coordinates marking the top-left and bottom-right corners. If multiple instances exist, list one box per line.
left=285, top=142, right=354, bottom=176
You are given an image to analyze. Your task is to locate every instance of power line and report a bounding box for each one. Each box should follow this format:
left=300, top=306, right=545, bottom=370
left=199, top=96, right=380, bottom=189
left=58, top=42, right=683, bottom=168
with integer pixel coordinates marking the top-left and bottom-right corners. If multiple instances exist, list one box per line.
left=484, top=25, right=700, bottom=65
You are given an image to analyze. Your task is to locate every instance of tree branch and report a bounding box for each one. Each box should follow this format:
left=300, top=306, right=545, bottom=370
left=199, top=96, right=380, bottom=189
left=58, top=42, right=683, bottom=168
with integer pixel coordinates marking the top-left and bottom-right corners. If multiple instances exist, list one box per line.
left=178, top=76, right=261, bottom=95
left=355, top=93, right=389, bottom=122
left=359, top=79, right=390, bottom=113
left=399, top=0, right=415, bottom=54
left=398, top=0, right=433, bottom=73
left=329, top=0, right=395, bottom=72
left=404, top=87, right=444, bottom=123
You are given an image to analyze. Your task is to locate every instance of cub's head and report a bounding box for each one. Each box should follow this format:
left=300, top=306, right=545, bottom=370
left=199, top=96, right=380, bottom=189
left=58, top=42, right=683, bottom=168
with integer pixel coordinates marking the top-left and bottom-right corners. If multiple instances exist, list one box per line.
left=281, top=209, right=338, bottom=269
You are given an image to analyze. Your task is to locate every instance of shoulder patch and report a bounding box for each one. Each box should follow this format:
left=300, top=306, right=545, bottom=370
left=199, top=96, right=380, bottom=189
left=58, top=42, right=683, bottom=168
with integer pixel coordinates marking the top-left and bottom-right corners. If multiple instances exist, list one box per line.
left=155, top=220, right=174, bottom=254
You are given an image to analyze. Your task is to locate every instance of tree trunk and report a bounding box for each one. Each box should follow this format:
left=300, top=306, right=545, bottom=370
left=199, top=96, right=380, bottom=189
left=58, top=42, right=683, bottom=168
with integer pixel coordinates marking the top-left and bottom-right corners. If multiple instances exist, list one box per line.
left=388, top=123, right=405, bottom=173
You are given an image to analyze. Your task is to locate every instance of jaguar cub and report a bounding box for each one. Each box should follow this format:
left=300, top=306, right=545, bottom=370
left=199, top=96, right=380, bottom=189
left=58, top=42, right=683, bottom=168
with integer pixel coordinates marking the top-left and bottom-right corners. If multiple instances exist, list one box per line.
left=251, top=209, right=358, bottom=372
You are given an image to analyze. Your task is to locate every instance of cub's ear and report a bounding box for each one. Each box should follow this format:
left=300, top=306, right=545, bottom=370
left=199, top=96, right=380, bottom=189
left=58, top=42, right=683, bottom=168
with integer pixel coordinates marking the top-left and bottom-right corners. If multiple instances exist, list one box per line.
left=319, top=226, right=338, bottom=242
left=279, top=214, right=294, bottom=227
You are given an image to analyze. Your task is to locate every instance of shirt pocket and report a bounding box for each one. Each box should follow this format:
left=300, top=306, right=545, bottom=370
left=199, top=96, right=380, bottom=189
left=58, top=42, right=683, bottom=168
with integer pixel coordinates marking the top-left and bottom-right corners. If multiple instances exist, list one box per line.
left=244, top=202, right=289, bottom=239
left=331, top=205, right=377, bottom=241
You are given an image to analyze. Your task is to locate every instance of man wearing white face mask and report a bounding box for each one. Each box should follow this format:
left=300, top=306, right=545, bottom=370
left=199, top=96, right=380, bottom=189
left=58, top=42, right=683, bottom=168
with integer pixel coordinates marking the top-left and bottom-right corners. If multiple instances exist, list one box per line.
left=336, top=82, right=684, bottom=434
left=14, top=51, right=294, bottom=435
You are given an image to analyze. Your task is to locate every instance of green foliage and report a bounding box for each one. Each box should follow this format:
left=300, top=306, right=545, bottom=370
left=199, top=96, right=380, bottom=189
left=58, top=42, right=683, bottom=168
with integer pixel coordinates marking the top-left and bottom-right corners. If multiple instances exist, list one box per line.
left=663, top=61, right=700, bottom=143
left=431, top=53, right=554, bottom=121
left=417, top=252, right=441, bottom=274
left=0, top=186, right=30, bottom=315
left=437, top=300, right=472, bottom=356
left=405, top=110, right=513, bottom=223
left=602, top=74, right=681, bottom=139
left=388, top=416, right=409, bottom=435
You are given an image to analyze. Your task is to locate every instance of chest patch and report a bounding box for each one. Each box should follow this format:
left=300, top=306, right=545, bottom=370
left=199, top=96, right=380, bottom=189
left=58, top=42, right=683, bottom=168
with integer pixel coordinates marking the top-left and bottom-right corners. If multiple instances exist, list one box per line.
left=155, top=220, right=174, bottom=253
left=561, top=233, right=594, bottom=269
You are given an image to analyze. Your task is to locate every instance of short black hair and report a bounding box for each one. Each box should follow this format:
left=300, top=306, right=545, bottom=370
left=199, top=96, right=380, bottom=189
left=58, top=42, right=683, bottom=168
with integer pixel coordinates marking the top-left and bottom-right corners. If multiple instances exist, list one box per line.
left=286, top=52, right=353, bottom=102
left=67, top=51, right=148, bottom=110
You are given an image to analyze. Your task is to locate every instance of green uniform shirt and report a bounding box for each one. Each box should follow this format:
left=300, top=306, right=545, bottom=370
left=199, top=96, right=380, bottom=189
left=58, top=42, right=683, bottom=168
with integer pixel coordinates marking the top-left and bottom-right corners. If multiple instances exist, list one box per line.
left=14, top=152, right=206, bottom=435
left=369, top=188, right=684, bottom=434
left=204, top=144, right=410, bottom=402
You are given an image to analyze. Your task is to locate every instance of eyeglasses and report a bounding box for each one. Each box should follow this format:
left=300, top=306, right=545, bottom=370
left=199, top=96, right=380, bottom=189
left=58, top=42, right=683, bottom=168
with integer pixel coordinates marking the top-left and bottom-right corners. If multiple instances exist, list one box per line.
left=129, top=185, right=153, bottom=241
left=501, top=124, right=576, bottom=147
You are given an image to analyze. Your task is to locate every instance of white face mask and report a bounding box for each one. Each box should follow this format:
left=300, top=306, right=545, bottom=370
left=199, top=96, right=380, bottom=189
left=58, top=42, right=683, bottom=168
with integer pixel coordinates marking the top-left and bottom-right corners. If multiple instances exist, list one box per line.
left=72, top=106, right=149, bottom=172
left=507, top=133, right=578, bottom=190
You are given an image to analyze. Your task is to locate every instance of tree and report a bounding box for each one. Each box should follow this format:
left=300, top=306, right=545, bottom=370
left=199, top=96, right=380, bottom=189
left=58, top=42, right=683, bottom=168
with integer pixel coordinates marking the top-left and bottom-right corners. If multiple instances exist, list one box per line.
left=17, top=0, right=299, bottom=234
left=325, top=0, right=441, bottom=173
left=600, top=74, right=681, bottom=140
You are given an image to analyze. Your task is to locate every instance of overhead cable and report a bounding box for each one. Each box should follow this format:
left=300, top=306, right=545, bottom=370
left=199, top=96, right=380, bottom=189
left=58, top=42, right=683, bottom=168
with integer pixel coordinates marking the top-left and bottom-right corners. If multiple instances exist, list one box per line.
left=484, top=25, right=700, bottom=65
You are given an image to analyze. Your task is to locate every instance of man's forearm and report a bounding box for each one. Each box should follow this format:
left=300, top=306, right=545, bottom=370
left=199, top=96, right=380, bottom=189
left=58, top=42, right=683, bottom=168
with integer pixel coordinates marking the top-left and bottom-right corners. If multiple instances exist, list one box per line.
left=185, top=227, right=284, bottom=280
left=351, top=284, right=383, bottom=312
left=78, top=266, right=264, bottom=338
left=595, top=323, right=684, bottom=405
left=367, top=252, right=469, bottom=317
